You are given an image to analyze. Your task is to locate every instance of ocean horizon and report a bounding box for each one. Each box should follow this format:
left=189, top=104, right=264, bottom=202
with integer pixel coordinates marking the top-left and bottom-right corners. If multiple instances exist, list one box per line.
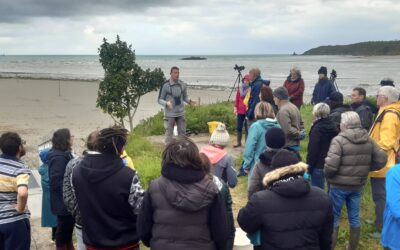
left=1, top=54, right=400, bottom=95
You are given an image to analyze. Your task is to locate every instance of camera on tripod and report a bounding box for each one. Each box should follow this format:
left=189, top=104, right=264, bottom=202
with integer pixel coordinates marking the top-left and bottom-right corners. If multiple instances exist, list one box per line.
left=234, top=64, right=245, bottom=72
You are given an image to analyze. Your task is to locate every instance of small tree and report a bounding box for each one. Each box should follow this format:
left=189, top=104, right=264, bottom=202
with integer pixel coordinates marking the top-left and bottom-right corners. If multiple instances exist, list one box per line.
left=97, top=35, right=165, bottom=130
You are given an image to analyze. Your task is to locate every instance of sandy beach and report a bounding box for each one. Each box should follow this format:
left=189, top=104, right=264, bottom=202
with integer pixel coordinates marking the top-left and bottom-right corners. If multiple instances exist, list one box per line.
left=0, top=78, right=236, bottom=166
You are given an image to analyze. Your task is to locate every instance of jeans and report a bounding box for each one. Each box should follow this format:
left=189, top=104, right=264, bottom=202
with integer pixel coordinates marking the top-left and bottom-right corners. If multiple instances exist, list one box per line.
left=329, top=187, right=362, bottom=228
left=371, top=177, right=386, bottom=231
left=0, top=219, right=30, bottom=250
left=236, top=114, right=248, bottom=138
left=311, top=168, right=325, bottom=190
left=164, top=116, right=186, bottom=144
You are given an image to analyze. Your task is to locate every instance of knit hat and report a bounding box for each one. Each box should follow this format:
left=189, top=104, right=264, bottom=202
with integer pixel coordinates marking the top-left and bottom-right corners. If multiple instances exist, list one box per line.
left=210, top=123, right=230, bottom=147
left=318, top=66, right=328, bottom=76
left=265, top=128, right=286, bottom=149
left=270, top=149, right=300, bottom=170
left=327, top=91, right=344, bottom=103
left=242, top=74, right=251, bottom=83
left=273, top=87, right=289, bottom=100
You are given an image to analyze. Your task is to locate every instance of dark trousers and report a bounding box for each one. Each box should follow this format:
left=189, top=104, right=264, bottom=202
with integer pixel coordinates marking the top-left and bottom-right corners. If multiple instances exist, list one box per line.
left=56, top=215, right=75, bottom=248
left=236, top=114, right=248, bottom=139
left=371, top=177, right=386, bottom=231
left=0, top=218, right=31, bottom=250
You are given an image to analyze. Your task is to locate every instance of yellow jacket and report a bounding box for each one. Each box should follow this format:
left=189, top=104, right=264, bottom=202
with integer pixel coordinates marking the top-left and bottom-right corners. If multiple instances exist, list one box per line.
left=121, top=150, right=135, bottom=170
left=369, top=102, right=400, bottom=178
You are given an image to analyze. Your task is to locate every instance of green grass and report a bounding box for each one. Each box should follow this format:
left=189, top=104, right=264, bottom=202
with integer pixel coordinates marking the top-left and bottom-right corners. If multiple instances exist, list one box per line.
left=128, top=102, right=382, bottom=250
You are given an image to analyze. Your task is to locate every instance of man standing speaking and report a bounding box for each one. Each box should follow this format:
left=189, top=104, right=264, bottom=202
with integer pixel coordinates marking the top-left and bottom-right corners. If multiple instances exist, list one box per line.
left=158, top=66, right=196, bottom=143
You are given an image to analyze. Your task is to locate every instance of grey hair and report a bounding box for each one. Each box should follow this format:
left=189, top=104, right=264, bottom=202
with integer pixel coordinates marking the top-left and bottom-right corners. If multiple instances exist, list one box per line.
left=312, top=103, right=330, bottom=119
left=341, top=111, right=361, bottom=129
left=379, top=86, right=400, bottom=103
left=290, top=67, right=301, bottom=76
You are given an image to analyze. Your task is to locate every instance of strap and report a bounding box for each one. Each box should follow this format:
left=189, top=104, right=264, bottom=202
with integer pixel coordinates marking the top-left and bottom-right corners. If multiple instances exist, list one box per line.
left=372, top=109, right=400, bottom=154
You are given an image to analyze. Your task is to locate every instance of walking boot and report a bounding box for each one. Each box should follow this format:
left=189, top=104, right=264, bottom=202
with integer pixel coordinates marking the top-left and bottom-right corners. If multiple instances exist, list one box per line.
left=234, top=133, right=242, bottom=148
left=332, top=227, right=339, bottom=250
left=347, top=227, right=360, bottom=250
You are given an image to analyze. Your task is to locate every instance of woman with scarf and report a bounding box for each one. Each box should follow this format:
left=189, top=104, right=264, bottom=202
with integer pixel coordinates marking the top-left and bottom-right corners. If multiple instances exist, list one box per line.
left=283, top=67, right=305, bottom=109
left=234, top=74, right=251, bottom=147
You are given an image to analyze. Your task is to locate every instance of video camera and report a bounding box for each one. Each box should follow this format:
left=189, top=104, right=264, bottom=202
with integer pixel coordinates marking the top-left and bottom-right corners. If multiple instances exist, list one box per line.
left=234, top=64, right=245, bottom=72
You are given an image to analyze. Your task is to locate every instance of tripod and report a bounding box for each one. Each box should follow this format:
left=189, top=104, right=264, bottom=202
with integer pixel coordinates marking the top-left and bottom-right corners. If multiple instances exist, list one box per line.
left=228, top=70, right=243, bottom=101
left=330, top=69, right=340, bottom=92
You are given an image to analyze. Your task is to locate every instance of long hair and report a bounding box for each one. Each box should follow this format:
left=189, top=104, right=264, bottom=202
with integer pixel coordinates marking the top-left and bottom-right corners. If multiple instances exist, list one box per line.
left=162, top=136, right=203, bottom=170
left=52, top=128, right=72, bottom=151
left=254, top=101, right=275, bottom=120
left=96, top=127, right=128, bottom=155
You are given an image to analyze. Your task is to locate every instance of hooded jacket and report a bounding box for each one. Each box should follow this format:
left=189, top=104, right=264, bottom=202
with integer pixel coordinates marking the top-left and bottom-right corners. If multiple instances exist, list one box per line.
left=235, top=84, right=249, bottom=115
left=311, top=78, right=336, bottom=105
left=72, top=154, right=144, bottom=248
left=329, top=104, right=352, bottom=130
left=351, top=101, right=374, bottom=130
left=369, top=102, right=400, bottom=178
left=47, top=149, right=73, bottom=216
left=242, top=118, right=280, bottom=171
left=137, top=164, right=229, bottom=250
left=276, top=102, right=302, bottom=147
left=246, top=76, right=271, bottom=120
left=238, top=162, right=333, bottom=250
left=381, top=164, right=400, bottom=250
left=324, top=127, right=387, bottom=191
left=307, top=118, right=338, bottom=171
left=248, top=149, right=279, bottom=198
left=200, top=145, right=237, bottom=188
left=283, top=77, right=305, bottom=108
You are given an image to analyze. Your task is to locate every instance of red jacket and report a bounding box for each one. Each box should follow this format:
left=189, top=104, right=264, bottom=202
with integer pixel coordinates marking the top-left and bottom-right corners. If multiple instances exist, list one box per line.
left=283, top=78, right=305, bottom=108
left=235, top=88, right=247, bottom=115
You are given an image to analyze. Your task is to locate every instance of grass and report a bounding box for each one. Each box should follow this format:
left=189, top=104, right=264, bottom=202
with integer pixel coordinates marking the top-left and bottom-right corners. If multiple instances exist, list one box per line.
left=127, top=102, right=382, bottom=250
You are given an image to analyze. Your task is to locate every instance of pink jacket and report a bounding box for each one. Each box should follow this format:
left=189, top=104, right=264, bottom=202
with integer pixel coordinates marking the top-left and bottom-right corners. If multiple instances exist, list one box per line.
left=235, top=88, right=247, bottom=115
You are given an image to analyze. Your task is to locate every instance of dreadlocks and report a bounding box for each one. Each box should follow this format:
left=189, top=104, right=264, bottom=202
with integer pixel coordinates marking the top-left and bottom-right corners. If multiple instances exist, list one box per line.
left=96, top=127, right=129, bottom=155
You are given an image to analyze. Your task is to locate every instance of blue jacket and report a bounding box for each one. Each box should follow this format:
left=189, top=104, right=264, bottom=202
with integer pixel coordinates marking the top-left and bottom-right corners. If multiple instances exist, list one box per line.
left=382, top=164, right=400, bottom=250
left=246, top=76, right=270, bottom=120
left=242, top=118, right=280, bottom=172
left=311, top=79, right=336, bottom=104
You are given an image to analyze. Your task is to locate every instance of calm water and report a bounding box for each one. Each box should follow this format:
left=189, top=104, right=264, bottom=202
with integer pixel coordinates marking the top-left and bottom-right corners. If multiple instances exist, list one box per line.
left=1, top=54, right=399, bottom=95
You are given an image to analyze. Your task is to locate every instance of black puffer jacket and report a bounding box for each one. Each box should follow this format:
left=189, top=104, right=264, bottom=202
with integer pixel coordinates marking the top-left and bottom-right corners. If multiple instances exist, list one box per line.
left=137, top=164, right=229, bottom=250
left=329, top=104, right=351, bottom=130
left=238, top=162, right=333, bottom=250
left=306, top=118, right=338, bottom=171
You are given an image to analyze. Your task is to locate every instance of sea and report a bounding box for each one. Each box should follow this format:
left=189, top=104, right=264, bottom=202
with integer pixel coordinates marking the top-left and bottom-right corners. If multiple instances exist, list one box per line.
left=1, top=54, right=400, bottom=96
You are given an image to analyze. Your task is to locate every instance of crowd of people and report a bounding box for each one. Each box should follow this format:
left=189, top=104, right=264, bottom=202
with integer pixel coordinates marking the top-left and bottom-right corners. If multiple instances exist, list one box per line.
left=0, top=65, right=399, bottom=250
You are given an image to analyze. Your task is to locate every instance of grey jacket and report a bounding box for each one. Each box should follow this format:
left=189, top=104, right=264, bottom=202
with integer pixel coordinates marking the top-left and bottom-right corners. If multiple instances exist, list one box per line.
left=324, top=127, right=387, bottom=191
left=158, top=79, right=191, bottom=117
left=276, top=102, right=302, bottom=147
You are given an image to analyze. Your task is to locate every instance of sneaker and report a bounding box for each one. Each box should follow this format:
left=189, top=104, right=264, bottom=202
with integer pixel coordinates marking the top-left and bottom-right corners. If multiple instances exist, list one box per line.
left=368, top=231, right=381, bottom=239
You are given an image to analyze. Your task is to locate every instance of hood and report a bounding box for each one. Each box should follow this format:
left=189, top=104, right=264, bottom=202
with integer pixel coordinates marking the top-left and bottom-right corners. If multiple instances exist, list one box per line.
left=313, top=118, right=338, bottom=134
left=256, top=118, right=279, bottom=129
left=286, top=76, right=302, bottom=83
left=262, top=162, right=309, bottom=197
left=259, top=149, right=279, bottom=167
left=47, top=149, right=72, bottom=163
left=331, top=104, right=351, bottom=113
left=160, top=176, right=219, bottom=212
left=340, top=127, right=369, bottom=144
left=379, top=101, right=400, bottom=115
left=200, top=145, right=227, bottom=165
left=39, top=149, right=50, bottom=164
left=77, top=154, right=125, bottom=183
left=318, top=78, right=330, bottom=84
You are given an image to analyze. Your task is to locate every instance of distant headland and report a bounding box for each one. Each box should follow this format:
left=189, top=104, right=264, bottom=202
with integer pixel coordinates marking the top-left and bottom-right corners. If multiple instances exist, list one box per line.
left=303, top=40, right=400, bottom=56
left=180, top=56, right=207, bottom=60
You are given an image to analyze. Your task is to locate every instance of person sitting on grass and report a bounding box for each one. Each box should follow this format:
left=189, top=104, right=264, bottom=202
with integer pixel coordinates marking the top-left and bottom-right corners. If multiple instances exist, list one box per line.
left=200, top=123, right=237, bottom=188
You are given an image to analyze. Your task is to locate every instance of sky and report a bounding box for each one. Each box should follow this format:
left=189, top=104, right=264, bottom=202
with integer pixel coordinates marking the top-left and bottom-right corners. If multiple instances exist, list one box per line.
left=0, top=0, right=399, bottom=55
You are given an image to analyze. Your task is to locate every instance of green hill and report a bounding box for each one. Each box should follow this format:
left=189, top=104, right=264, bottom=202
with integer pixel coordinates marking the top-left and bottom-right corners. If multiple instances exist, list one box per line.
left=303, top=40, right=400, bottom=56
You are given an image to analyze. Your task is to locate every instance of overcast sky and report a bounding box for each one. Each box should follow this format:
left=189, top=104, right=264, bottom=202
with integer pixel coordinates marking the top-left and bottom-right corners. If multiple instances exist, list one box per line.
left=0, top=0, right=399, bottom=55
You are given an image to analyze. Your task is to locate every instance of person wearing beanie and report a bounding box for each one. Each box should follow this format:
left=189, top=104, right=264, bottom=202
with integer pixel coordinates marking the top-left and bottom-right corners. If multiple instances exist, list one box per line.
left=240, top=102, right=280, bottom=177
left=234, top=74, right=251, bottom=147
left=283, top=67, right=305, bottom=109
left=38, top=148, right=58, bottom=243
left=380, top=77, right=395, bottom=87
left=200, top=123, right=238, bottom=188
left=248, top=127, right=286, bottom=198
left=327, top=91, right=351, bottom=131
left=238, top=149, right=333, bottom=250
left=273, top=87, right=303, bottom=156
left=311, top=66, right=336, bottom=105
left=324, top=112, right=387, bottom=250
left=306, top=103, right=338, bottom=190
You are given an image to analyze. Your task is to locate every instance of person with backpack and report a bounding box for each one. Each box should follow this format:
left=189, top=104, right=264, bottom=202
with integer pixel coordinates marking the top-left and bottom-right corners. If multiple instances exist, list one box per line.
left=246, top=68, right=271, bottom=127
left=327, top=91, right=351, bottom=131
left=350, top=87, right=374, bottom=130
left=158, top=66, right=197, bottom=143
left=369, top=86, right=400, bottom=238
